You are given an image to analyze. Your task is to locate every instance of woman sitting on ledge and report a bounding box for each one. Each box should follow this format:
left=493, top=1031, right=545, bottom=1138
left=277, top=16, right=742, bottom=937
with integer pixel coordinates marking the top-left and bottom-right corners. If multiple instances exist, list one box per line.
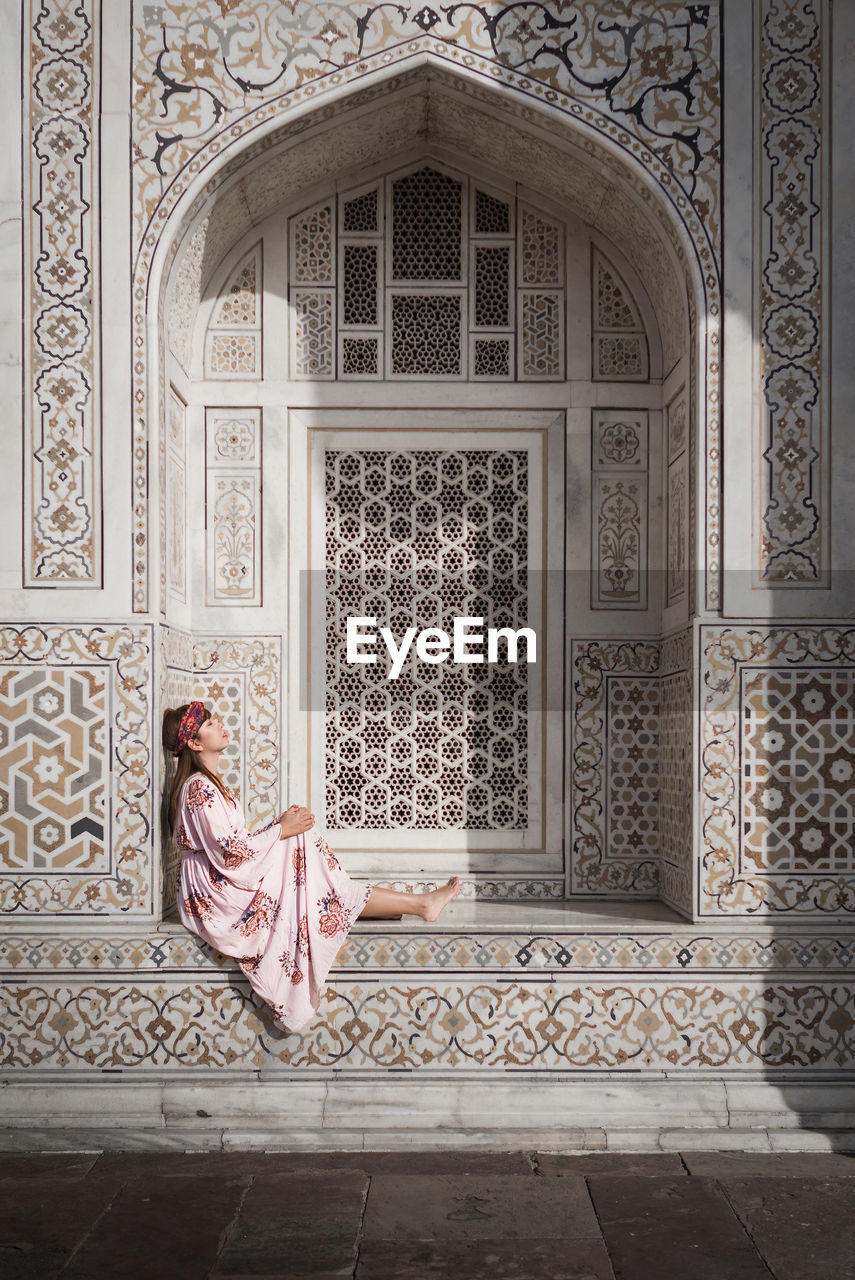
left=163, top=702, right=460, bottom=1034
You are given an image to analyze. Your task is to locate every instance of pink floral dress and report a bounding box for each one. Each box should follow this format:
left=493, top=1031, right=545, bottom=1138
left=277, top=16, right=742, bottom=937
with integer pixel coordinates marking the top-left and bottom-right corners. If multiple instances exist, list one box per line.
left=175, top=775, right=372, bottom=1032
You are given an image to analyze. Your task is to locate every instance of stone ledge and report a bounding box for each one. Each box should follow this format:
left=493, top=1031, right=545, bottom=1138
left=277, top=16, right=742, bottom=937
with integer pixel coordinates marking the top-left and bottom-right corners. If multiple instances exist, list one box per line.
left=1, top=1078, right=854, bottom=1154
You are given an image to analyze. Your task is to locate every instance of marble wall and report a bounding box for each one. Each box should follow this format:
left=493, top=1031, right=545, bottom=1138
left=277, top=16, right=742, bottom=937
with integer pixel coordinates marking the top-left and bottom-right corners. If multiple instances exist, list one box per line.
left=1, top=2, right=854, bottom=1131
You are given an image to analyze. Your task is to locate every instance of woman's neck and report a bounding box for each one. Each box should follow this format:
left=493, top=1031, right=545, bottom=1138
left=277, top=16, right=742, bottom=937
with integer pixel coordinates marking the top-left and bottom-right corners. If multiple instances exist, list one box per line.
left=195, top=751, right=222, bottom=775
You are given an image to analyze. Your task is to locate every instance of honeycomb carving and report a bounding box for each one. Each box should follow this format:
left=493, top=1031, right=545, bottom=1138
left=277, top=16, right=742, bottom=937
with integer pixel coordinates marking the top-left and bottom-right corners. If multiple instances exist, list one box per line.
left=474, top=247, right=510, bottom=328
left=341, top=336, right=379, bottom=377
left=475, top=189, right=511, bottom=235
left=474, top=338, right=511, bottom=379
left=391, top=294, right=461, bottom=376
left=343, top=243, right=378, bottom=327
left=342, top=188, right=378, bottom=233
left=392, top=168, right=462, bottom=281
left=324, top=448, right=530, bottom=831
left=287, top=165, right=565, bottom=380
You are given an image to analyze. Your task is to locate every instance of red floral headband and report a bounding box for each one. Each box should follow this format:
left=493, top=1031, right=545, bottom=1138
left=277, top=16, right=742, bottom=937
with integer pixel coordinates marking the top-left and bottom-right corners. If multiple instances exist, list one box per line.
left=173, top=702, right=206, bottom=756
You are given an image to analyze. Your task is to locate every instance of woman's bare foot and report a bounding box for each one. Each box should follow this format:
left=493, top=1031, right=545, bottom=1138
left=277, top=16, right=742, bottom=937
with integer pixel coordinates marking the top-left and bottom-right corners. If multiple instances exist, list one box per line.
left=421, top=876, right=461, bottom=923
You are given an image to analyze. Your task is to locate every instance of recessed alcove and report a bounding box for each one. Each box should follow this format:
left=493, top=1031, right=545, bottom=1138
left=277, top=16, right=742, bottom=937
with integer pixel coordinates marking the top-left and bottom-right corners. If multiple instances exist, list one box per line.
left=157, top=66, right=698, bottom=930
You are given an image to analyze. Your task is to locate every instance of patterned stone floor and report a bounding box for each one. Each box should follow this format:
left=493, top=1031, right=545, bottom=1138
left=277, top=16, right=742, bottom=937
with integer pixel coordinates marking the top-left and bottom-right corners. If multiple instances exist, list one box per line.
left=1, top=1150, right=854, bottom=1278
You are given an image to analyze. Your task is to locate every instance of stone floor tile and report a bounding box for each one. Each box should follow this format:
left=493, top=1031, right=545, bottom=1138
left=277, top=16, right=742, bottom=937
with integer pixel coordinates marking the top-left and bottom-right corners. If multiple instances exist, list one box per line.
left=212, top=1169, right=368, bottom=1277
left=284, top=1151, right=535, bottom=1175
left=722, top=1176, right=855, bottom=1280
left=683, top=1151, right=855, bottom=1178
left=60, top=1170, right=251, bottom=1280
left=0, top=1174, right=121, bottom=1280
left=355, top=1237, right=616, bottom=1279
left=537, top=1153, right=686, bottom=1177
left=0, top=1153, right=99, bottom=1182
left=588, top=1176, right=772, bottom=1280
left=89, top=1152, right=277, bottom=1181
left=362, top=1173, right=598, bottom=1241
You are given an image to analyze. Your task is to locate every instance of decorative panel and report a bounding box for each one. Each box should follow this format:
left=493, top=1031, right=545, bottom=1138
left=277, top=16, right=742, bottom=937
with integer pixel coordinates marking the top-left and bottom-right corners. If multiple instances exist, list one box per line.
left=659, top=627, right=694, bottom=916
left=292, top=289, right=334, bottom=378
left=0, top=625, right=153, bottom=915
left=324, top=448, right=530, bottom=833
left=743, top=670, right=855, bottom=873
left=0, top=667, right=108, bottom=872
left=289, top=169, right=561, bottom=381
left=5, top=975, right=853, bottom=1072
left=25, top=0, right=100, bottom=584
left=592, top=251, right=649, bottom=381
left=290, top=204, right=334, bottom=283
left=8, top=925, right=855, bottom=976
left=591, top=411, right=648, bottom=610
left=700, top=626, right=855, bottom=916
left=391, top=167, right=463, bottom=281
left=758, top=0, right=826, bottom=582
left=389, top=292, right=463, bottom=377
left=205, top=409, right=262, bottom=605
left=666, top=386, right=689, bottom=608
left=571, top=640, right=660, bottom=894
left=519, top=291, right=563, bottom=379
left=203, top=243, right=262, bottom=379
left=519, top=208, right=562, bottom=286
left=166, top=388, right=186, bottom=602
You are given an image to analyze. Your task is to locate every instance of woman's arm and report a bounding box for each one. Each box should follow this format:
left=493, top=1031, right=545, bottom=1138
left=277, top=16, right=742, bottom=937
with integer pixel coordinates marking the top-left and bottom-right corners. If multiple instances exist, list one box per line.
left=180, top=778, right=286, bottom=888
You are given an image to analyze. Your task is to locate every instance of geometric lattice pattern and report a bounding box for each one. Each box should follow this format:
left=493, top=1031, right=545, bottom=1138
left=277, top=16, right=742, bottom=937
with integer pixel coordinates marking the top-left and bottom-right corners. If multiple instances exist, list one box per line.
left=204, top=243, right=262, bottom=379
left=0, top=667, right=107, bottom=872
left=743, top=670, right=855, bottom=872
left=289, top=166, right=563, bottom=380
left=0, top=625, right=153, bottom=915
left=701, top=626, right=855, bottom=916
left=571, top=640, right=660, bottom=895
left=324, top=448, right=529, bottom=831
left=659, top=628, right=694, bottom=916
left=607, top=678, right=659, bottom=859
left=592, top=250, right=648, bottom=381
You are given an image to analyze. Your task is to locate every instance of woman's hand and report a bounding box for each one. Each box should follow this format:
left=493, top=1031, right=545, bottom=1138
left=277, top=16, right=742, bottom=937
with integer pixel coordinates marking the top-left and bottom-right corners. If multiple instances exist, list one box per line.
left=278, top=804, right=315, bottom=838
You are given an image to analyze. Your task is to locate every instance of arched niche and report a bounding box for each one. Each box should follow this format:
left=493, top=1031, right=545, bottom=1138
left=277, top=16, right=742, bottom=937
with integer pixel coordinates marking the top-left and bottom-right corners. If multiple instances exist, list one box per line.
left=155, top=66, right=700, bottom=911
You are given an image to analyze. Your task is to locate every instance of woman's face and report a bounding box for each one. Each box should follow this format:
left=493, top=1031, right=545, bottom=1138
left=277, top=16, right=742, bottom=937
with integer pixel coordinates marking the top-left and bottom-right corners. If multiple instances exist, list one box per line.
left=189, top=713, right=228, bottom=754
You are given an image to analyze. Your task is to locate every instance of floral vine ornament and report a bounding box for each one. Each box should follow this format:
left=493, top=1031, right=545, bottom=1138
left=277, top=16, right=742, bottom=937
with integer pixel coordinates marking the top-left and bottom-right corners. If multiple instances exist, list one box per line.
left=133, top=1, right=720, bottom=248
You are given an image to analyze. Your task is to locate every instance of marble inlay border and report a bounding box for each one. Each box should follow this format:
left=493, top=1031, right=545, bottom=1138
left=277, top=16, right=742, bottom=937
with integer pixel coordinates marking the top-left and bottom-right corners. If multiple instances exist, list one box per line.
left=571, top=640, right=660, bottom=895
left=130, top=3, right=722, bottom=613
left=25, top=0, right=100, bottom=584
left=2, top=976, right=852, bottom=1071
left=758, top=0, right=827, bottom=582
left=700, top=625, right=855, bottom=915
left=2, top=930, right=854, bottom=974
left=0, top=625, right=153, bottom=914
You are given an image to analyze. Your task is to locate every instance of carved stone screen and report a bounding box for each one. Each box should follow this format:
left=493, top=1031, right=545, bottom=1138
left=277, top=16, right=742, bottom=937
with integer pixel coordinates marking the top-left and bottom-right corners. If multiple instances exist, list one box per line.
left=299, top=414, right=564, bottom=873
left=289, top=163, right=565, bottom=381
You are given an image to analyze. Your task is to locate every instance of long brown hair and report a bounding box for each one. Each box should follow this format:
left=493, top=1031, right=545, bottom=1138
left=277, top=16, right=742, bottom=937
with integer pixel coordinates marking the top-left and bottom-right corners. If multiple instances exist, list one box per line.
left=162, top=704, right=232, bottom=831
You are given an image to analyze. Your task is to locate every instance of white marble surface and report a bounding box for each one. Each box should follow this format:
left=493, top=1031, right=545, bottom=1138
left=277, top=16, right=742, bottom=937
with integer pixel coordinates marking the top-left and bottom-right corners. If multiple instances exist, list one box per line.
left=1, top=1078, right=853, bottom=1152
